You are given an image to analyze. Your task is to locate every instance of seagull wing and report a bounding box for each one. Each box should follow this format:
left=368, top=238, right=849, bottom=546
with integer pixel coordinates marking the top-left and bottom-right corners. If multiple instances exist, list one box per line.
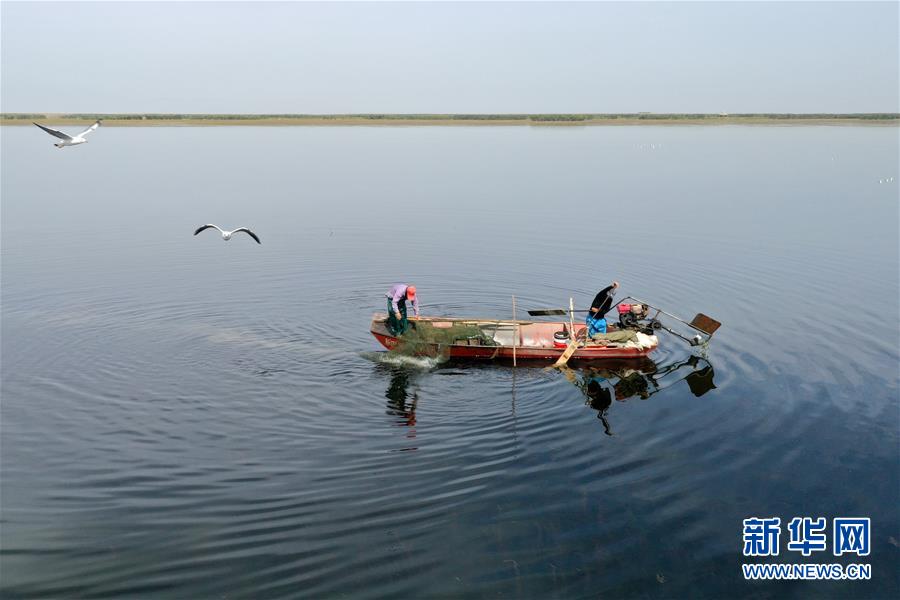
left=77, top=119, right=102, bottom=137
left=33, top=122, right=73, bottom=141
left=194, top=224, right=224, bottom=236
left=232, top=228, right=261, bottom=244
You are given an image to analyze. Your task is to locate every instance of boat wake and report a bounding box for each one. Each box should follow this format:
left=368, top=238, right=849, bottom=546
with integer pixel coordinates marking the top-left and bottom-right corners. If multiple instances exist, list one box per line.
left=361, top=351, right=447, bottom=370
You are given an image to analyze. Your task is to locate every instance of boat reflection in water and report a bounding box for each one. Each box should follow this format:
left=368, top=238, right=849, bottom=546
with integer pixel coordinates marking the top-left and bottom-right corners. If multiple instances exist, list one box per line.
left=372, top=353, right=715, bottom=442
left=384, top=368, right=419, bottom=428
left=561, top=355, right=717, bottom=435
left=379, top=366, right=420, bottom=451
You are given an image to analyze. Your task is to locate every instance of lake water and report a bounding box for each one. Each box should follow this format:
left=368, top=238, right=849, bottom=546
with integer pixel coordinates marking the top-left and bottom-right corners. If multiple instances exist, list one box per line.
left=1, top=124, right=898, bottom=598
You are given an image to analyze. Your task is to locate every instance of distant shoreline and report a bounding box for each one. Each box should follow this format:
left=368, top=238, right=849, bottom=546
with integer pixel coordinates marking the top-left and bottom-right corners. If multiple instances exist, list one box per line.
left=3, top=113, right=898, bottom=127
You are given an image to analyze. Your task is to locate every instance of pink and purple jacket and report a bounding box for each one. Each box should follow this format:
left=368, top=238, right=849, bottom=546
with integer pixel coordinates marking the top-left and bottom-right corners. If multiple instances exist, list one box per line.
left=386, top=284, right=419, bottom=316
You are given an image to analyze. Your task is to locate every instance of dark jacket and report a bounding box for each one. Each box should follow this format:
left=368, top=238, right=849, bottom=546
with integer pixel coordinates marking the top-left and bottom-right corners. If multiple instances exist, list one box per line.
left=591, top=285, right=616, bottom=315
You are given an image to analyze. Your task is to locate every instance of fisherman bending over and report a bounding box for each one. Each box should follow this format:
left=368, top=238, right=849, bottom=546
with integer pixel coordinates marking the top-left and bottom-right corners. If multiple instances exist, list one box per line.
left=385, top=283, right=419, bottom=336
left=586, top=281, right=618, bottom=337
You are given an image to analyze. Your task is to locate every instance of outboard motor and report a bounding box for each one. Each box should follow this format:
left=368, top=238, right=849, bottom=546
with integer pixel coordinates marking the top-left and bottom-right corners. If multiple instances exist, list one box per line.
left=617, top=303, right=649, bottom=329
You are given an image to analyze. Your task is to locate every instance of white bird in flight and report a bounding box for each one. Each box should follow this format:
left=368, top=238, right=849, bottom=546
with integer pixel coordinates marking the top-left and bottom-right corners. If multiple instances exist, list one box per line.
left=193, top=224, right=261, bottom=244
left=33, top=120, right=102, bottom=148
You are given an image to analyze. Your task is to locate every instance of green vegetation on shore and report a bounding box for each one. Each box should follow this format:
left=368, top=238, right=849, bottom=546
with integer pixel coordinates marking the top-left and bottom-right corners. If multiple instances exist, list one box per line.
left=3, top=112, right=897, bottom=126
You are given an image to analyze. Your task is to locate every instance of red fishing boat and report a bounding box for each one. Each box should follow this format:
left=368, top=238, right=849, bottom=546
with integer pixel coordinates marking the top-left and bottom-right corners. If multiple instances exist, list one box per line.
left=370, top=313, right=658, bottom=360
left=369, top=297, right=721, bottom=364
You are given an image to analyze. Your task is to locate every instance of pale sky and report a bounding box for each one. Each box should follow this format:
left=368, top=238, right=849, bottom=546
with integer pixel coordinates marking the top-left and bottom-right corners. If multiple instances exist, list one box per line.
left=1, top=1, right=897, bottom=113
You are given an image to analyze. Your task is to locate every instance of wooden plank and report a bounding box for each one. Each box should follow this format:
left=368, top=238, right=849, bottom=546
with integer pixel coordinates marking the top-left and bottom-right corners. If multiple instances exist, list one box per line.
left=690, top=313, right=722, bottom=335
left=552, top=340, right=580, bottom=368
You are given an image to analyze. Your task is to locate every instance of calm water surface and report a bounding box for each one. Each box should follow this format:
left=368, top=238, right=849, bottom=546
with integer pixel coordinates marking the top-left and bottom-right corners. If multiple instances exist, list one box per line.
left=2, top=125, right=898, bottom=598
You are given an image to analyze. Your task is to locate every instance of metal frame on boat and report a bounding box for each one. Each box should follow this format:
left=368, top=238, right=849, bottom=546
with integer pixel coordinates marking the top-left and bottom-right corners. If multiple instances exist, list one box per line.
left=615, top=296, right=721, bottom=346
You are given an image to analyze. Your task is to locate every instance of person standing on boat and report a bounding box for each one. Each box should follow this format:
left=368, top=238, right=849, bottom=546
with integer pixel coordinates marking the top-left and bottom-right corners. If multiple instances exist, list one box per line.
left=587, top=281, right=619, bottom=337
left=590, top=281, right=619, bottom=316
left=385, top=283, right=419, bottom=336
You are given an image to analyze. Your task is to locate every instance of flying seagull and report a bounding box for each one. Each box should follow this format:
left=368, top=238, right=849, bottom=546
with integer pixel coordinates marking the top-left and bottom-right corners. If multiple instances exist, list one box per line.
left=33, top=120, right=102, bottom=148
left=194, top=224, right=261, bottom=244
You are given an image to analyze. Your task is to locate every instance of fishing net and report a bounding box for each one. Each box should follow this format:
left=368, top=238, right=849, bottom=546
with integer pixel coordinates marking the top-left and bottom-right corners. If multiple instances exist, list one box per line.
left=390, top=320, right=498, bottom=357
left=589, top=330, right=638, bottom=343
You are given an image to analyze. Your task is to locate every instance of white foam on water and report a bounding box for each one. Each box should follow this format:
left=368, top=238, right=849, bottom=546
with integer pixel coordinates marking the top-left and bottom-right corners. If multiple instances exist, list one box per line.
left=360, top=351, right=447, bottom=370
